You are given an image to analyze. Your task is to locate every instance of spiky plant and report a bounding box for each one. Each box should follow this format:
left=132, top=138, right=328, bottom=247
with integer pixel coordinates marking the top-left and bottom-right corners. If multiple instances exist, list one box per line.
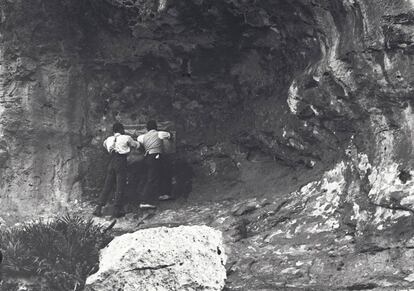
left=0, top=215, right=113, bottom=291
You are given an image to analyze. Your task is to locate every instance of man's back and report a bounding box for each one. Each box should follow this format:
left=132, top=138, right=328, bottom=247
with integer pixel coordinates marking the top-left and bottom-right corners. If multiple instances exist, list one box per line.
left=138, top=130, right=170, bottom=155
left=104, top=133, right=138, bottom=154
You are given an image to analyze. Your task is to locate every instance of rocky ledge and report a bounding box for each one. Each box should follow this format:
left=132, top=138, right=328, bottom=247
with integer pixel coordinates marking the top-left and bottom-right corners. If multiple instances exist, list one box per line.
left=90, top=157, right=414, bottom=291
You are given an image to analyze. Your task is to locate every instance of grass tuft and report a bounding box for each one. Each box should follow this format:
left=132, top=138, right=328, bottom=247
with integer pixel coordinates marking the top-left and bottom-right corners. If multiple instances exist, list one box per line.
left=0, top=215, right=113, bottom=291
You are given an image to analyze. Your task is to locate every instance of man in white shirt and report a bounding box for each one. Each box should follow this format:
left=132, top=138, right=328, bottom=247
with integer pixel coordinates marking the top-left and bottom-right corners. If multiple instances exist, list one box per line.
left=137, top=120, right=171, bottom=208
left=93, top=122, right=139, bottom=218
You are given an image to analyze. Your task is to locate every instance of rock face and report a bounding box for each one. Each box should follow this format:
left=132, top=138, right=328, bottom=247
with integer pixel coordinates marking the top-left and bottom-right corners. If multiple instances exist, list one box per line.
left=98, top=194, right=414, bottom=290
left=85, top=225, right=227, bottom=291
left=1, top=0, right=414, bottom=220
left=3, top=0, right=414, bottom=288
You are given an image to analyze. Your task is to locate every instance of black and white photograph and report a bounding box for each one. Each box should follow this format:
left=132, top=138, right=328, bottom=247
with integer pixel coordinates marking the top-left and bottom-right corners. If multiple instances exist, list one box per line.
left=1, top=0, right=414, bottom=290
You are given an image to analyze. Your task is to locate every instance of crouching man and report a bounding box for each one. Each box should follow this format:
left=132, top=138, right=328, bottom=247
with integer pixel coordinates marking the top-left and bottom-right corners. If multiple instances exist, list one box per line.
left=93, top=122, right=139, bottom=218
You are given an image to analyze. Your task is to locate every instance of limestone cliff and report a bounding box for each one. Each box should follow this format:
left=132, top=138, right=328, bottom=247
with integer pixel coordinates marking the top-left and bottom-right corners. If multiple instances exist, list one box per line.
left=0, top=0, right=413, bottom=254
left=2, top=0, right=414, bottom=289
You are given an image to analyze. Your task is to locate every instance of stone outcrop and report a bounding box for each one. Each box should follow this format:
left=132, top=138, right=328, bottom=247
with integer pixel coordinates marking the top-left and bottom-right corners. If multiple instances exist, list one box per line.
left=1, top=0, right=414, bottom=221
left=0, top=0, right=413, bottom=222
left=85, top=225, right=227, bottom=291
left=91, top=192, right=414, bottom=290
left=3, top=0, right=414, bottom=288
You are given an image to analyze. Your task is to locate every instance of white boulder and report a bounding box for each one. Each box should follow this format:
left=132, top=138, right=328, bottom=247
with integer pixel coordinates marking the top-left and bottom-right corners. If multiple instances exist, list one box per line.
left=85, top=225, right=227, bottom=291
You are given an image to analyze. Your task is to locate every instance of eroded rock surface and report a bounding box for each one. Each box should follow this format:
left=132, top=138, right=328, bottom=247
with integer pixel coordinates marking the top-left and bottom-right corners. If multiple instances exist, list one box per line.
left=85, top=225, right=226, bottom=291
left=3, top=0, right=414, bottom=289
left=1, top=0, right=413, bottom=221
left=88, top=185, right=414, bottom=290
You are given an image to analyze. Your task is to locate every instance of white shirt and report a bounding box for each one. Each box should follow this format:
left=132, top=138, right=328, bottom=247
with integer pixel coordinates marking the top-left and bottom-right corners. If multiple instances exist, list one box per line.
left=137, top=130, right=170, bottom=143
left=103, top=133, right=139, bottom=154
left=137, top=130, right=170, bottom=154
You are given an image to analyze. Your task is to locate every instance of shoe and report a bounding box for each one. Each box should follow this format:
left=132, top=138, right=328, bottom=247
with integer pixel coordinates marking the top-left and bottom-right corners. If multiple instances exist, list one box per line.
left=93, top=205, right=102, bottom=217
left=139, top=203, right=157, bottom=209
left=158, top=195, right=172, bottom=201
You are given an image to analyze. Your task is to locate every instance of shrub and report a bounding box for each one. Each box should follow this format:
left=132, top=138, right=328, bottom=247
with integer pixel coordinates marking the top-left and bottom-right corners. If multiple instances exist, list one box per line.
left=0, top=215, right=113, bottom=291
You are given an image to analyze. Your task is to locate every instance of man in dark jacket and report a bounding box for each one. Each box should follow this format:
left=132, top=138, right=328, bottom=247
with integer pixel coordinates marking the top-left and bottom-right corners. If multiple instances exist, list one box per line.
left=93, top=122, right=139, bottom=218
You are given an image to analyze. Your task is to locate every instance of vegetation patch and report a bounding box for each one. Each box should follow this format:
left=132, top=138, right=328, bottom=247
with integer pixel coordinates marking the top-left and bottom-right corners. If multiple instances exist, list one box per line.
left=0, top=215, right=113, bottom=291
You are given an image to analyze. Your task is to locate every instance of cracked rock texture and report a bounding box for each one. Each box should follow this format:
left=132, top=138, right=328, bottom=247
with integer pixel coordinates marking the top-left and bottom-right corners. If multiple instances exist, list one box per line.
left=3, top=0, right=414, bottom=288
left=1, top=0, right=413, bottom=220
left=89, top=191, right=414, bottom=290
left=84, top=225, right=226, bottom=291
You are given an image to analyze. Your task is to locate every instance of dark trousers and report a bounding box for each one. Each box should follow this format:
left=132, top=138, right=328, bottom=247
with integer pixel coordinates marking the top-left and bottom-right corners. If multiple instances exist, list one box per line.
left=98, top=153, right=127, bottom=207
left=141, top=153, right=162, bottom=204
left=161, top=155, right=173, bottom=197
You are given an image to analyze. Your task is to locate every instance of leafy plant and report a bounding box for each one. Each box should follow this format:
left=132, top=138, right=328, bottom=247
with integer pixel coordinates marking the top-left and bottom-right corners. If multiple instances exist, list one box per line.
left=0, top=215, right=113, bottom=291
